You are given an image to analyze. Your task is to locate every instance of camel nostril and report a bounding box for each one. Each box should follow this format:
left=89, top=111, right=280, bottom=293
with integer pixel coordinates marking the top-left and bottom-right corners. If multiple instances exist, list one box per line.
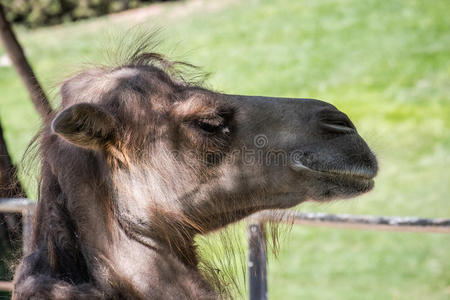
left=319, top=113, right=356, bottom=134
left=321, top=122, right=356, bottom=134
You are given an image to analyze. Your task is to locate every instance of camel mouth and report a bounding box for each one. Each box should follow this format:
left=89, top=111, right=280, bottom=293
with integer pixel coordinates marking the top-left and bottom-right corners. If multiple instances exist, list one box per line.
left=290, top=160, right=376, bottom=187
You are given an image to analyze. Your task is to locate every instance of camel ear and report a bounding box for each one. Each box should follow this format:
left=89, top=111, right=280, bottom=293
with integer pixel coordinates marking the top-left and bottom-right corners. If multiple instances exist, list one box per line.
left=51, top=103, right=118, bottom=150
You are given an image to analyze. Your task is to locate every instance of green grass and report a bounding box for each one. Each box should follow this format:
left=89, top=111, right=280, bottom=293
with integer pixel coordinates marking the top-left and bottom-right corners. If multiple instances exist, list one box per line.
left=0, top=0, right=449, bottom=299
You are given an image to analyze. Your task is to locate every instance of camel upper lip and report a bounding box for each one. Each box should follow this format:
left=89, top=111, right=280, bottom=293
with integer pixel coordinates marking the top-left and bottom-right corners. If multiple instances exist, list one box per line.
left=290, top=161, right=376, bottom=180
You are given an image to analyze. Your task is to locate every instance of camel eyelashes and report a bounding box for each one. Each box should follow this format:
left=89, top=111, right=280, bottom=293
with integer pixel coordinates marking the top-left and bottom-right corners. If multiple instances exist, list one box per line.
left=193, top=117, right=226, bottom=134
left=189, top=108, right=233, bottom=135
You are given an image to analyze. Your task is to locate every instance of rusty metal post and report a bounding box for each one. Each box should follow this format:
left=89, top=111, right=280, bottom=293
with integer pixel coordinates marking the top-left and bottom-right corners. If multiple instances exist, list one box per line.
left=248, top=223, right=267, bottom=300
left=22, top=207, right=33, bottom=255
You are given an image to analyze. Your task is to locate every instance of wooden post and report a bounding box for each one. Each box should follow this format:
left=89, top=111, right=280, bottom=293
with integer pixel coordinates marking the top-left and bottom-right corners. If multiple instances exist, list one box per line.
left=0, top=3, right=52, bottom=120
left=121, top=0, right=130, bottom=11
left=0, top=2, right=51, bottom=277
left=0, top=122, right=26, bottom=257
left=248, top=223, right=268, bottom=300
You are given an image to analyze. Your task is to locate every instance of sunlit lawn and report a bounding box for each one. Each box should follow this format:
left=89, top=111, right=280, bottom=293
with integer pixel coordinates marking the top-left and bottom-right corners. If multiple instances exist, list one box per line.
left=0, top=0, right=449, bottom=299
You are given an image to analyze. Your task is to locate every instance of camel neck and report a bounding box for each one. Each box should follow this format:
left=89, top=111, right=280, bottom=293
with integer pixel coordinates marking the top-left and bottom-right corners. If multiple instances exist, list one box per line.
left=115, top=212, right=199, bottom=267
left=97, top=222, right=214, bottom=298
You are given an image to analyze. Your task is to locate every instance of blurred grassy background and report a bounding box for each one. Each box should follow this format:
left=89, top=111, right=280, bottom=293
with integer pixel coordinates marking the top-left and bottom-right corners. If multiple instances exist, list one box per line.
left=0, top=0, right=449, bottom=299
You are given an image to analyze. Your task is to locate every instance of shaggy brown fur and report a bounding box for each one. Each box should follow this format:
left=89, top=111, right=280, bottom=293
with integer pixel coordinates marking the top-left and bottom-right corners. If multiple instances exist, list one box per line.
left=12, top=39, right=377, bottom=299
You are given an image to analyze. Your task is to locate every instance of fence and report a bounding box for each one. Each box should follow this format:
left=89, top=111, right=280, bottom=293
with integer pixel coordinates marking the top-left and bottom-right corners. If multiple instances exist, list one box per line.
left=0, top=198, right=35, bottom=292
left=247, top=211, right=450, bottom=300
left=1, top=198, right=449, bottom=298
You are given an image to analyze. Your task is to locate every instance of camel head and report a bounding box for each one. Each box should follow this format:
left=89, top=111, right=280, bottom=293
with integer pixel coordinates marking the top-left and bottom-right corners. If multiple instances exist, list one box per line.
left=50, top=53, right=378, bottom=239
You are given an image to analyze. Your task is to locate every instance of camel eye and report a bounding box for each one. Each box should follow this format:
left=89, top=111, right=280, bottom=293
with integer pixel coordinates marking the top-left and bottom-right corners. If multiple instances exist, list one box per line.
left=185, top=107, right=234, bottom=136
left=194, top=117, right=225, bottom=134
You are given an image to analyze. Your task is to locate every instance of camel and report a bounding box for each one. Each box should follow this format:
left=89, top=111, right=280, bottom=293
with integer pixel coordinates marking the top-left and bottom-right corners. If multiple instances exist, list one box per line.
left=12, top=44, right=377, bottom=299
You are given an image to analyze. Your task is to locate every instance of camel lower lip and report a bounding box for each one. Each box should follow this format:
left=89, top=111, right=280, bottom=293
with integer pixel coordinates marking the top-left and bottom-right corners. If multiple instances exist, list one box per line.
left=326, top=173, right=375, bottom=190
left=322, top=171, right=374, bottom=181
left=290, top=161, right=375, bottom=181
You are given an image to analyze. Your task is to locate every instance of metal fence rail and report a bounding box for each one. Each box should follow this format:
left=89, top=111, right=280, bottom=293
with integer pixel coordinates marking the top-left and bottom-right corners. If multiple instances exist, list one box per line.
left=253, top=211, right=450, bottom=234
left=248, top=211, right=450, bottom=300
left=0, top=198, right=34, bottom=213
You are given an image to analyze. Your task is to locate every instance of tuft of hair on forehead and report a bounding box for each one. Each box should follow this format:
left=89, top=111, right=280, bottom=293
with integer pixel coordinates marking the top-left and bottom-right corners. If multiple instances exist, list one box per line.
left=107, top=29, right=209, bottom=87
